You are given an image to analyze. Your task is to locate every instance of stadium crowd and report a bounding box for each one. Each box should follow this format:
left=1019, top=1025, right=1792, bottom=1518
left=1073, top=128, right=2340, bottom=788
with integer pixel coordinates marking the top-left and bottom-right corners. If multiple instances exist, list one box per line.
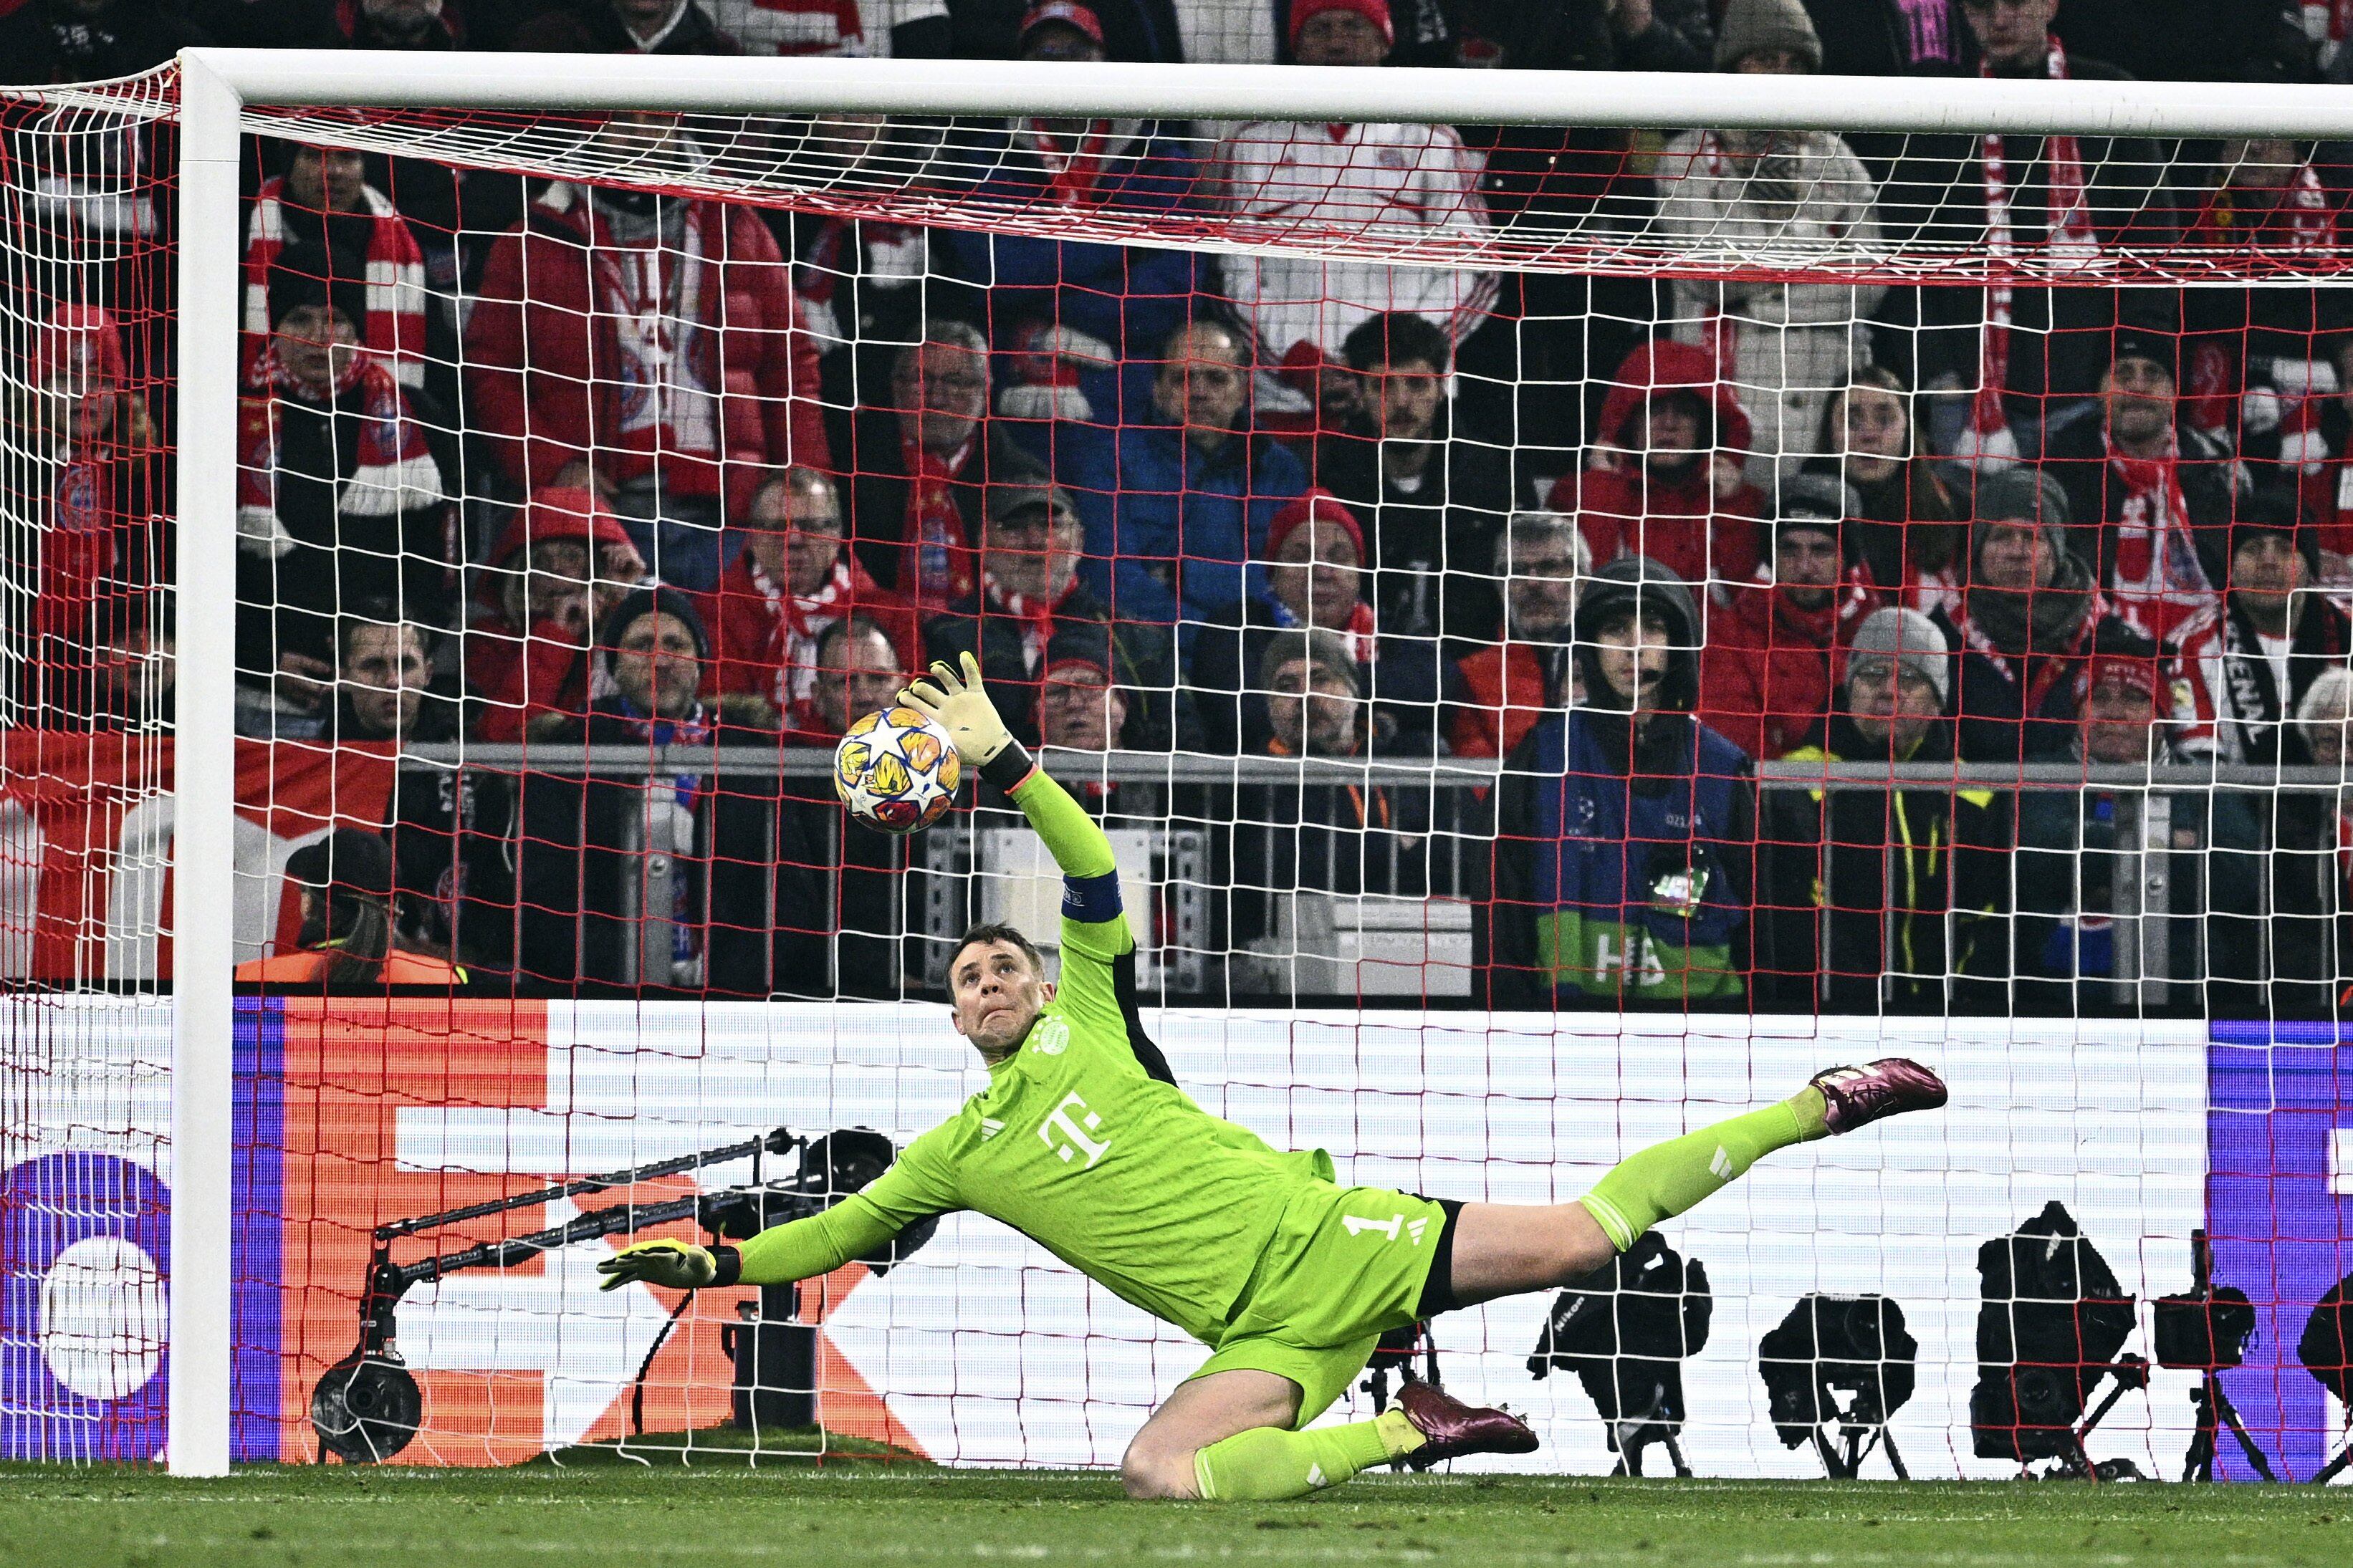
left=12, top=0, right=2353, bottom=1011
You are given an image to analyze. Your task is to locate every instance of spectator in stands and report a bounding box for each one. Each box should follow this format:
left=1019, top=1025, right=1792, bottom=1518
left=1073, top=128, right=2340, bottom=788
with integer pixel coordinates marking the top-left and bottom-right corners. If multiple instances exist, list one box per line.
left=2299, top=334, right=2353, bottom=577
left=0, top=0, right=208, bottom=82
left=2043, top=309, right=2243, bottom=643
left=466, top=485, right=648, bottom=743
left=1806, top=367, right=1965, bottom=601
left=921, top=473, right=1178, bottom=748
left=1455, top=0, right=1711, bottom=75
left=1798, top=0, right=1965, bottom=74
left=2013, top=627, right=2264, bottom=1012
left=1164, top=0, right=1275, bottom=61
left=1760, top=607, right=2010, bottom=1013
left=704, top=0, right=952, bottom=55
left=1698, top=475, right=1881, bottom=761
left=2182, top=125, right=2347, bottom=477
left=931, top=2, right=1209, bottom=424
left=1653, top=0, right=1886, bottom=485
left=1235, top=627, right=1429, bottom=913
left=75, top=593, right=175, bottom=731
left=2277, top=665, right=2353, bottom=1009
left=242, top=143, right=430, bottom=393
left=517, top=587, right=822, bottom=991
left=797, top=614, right=911, bottom=743
left=235, top=828, right=466, bottom=988
left=1899, top=0, right=2167, bottom=461
left=1036, top=638, right=1132, bottom=752
left=1214, top=1, right=1495, bottom=405
left=466, top=133, right=827, bottom=591
left=2170, top=491, right=2353, bottom=766
left=699, top=466, right=917, bottom=733
left=511, top=0, right=743, bottom=52
left=833, top=322, right=1009, bottom=601
left=1448, top=511, right=1586, bottom=760
left=325, top=603, right=450, bottom=744
left=1486, top=557, right=1755, bottom=1010
left=1548, top=338, right=1766, bottom=602
left=1053, top=318, right=1308, bottom=628
left=236, top=265, right=451, bottom=731
left=21, top=306, right=166, bottom=716
left=1932, top=468, right=2136, bottom=762
left=1309, top=312, right=1513, bottom=646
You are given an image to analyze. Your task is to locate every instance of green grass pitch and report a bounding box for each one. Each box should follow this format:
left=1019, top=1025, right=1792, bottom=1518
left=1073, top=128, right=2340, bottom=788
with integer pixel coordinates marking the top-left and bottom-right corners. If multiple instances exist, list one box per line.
left=0, top=1462, right=2344, bottom=1568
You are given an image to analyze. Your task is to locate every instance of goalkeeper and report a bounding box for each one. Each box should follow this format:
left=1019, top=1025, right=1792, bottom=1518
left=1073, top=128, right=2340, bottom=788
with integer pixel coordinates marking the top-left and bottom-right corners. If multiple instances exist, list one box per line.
left=600, top=654, right=1947, bottom=1500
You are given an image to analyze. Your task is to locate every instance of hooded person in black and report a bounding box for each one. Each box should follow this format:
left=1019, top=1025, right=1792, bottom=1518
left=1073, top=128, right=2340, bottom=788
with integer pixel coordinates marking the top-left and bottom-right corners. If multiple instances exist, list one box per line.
left=1482, top=557, right=1758, bottom=1011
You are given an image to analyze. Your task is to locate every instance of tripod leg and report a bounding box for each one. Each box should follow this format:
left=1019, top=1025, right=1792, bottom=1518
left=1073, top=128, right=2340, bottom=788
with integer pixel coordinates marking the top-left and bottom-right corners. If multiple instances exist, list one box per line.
left=2313, top=1445, right=2352, bottom=1485
left=1811, top=1429, right=1841, bottom=1478
left=1661, top=1428, right=1691, bottom=1479
left=2182, top=1383, right=2218, bottom=1483
left=1881, top=1428, right=1909, bottom=1481
left=2213, top=1386, right=2277, bottom=1483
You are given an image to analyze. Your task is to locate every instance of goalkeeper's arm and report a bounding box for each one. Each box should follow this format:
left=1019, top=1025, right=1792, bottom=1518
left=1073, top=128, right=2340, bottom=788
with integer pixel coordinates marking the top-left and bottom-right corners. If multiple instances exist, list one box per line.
left=598, top=1193, right=904, bottom=1292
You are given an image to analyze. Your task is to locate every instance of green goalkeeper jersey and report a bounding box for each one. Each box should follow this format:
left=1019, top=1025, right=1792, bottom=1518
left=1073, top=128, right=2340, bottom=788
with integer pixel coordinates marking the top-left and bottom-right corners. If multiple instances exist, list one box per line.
left=735, top=764, right=1329, bottom=1346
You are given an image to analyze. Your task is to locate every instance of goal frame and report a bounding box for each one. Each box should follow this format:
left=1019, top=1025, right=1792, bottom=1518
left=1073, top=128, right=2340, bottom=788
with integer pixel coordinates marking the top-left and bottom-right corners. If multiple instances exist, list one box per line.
left=165, top=46, right=2353, bottom=1476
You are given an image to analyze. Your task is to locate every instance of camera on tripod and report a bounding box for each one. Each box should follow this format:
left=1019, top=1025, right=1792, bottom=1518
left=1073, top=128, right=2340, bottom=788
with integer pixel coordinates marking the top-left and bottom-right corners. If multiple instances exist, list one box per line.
left=2298, top=1271, right=2352, bottom=1483
left=1758, top=1293, right=1917, bottom=1478
left=2150, top=1229, right=2271, bottom=1483
left=1527, top=1231, right=1711, bottom=1477
left=310, top=1125, right=932, bottom=1463
left=1968, top=1199, right=2144, bottom=1478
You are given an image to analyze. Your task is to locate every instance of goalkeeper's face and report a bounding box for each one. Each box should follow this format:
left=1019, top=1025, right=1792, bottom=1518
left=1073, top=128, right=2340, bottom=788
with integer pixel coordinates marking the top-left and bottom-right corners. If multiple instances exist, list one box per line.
left=949, top=939, right=1054, bottom=1059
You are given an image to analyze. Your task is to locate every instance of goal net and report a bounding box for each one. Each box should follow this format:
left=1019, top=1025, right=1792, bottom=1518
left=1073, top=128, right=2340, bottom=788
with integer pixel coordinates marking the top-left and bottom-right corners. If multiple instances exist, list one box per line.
left=3, top=52, right=2348, bottom=1482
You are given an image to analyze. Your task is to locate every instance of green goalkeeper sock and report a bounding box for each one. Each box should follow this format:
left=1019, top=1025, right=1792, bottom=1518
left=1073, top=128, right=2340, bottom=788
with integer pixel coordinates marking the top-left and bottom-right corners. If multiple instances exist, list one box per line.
left=1576, top=1089, right=1826, bottom=1254
left=1191, top=1409, right=1424, bottom=1501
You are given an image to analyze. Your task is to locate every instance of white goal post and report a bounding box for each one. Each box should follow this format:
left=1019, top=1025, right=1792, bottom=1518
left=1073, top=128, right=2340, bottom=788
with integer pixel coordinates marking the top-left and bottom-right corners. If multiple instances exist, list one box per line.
left=163, top=47, right=2353, bottom=1477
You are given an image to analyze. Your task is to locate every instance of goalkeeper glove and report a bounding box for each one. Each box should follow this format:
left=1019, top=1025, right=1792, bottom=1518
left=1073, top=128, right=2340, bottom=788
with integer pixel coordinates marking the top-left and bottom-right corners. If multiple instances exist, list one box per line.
left=900, top=653, right=1032, bottom=788
left=597, top=1238, right=719, bottom=1293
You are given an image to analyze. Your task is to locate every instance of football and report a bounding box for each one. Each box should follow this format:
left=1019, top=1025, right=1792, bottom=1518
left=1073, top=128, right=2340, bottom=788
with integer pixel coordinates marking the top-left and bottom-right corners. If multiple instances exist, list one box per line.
left=833, top=706, right=962, bottom=834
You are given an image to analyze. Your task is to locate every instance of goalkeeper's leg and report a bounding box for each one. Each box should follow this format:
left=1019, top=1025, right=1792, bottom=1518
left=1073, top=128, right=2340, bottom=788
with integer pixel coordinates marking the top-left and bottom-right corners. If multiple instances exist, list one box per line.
left=1449, top=1058, right=1947, bottom=1308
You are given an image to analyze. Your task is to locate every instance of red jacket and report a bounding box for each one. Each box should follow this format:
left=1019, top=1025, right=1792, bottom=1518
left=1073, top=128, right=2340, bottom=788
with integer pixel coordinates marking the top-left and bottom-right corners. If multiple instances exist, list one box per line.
left=1697, top=570, right=1880, bottom=762
left=466, top=185, right=828, bottom=513
left=695, top=551, right=919, bottom=730
left=1448, top=640, right=1571, bottom=761
left=1548, top=340, right=1763, bottom=596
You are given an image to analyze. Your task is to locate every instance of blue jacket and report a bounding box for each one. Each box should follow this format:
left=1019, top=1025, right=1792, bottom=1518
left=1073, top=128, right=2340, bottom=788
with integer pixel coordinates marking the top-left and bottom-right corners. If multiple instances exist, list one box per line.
left=1049, top=420, right=1308, bottom=627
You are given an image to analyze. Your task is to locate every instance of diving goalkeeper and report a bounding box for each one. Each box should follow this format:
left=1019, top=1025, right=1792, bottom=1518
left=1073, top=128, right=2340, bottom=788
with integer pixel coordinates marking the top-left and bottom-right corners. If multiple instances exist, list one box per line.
left=599, top=653, right=1947, bottom=1500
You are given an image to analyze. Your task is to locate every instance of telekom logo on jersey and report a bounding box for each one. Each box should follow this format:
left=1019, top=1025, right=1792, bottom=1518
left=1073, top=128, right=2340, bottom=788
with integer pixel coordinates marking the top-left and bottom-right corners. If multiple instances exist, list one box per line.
left=1039, top=1092, right=1111, bottom=1168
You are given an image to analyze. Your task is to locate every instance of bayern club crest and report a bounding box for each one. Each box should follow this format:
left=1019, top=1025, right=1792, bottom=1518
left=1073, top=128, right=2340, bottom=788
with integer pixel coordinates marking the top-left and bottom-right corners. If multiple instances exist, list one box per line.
left=833, top=706, right=960, bottom=835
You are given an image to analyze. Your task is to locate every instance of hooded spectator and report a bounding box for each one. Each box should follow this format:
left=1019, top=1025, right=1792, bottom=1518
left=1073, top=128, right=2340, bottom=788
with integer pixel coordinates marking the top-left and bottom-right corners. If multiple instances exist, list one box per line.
left=1654, top=0, right=1886, bottom=485
left=1697, top=473, right=1882, bottom=761
left=2171, top=489, right=2353, bottom=766
left=1760, top=605, right=2011, bottom=1014
left=236, top=261, right=452, bottom=726
left=1050, top=318, right=1308, bottom=628
left=1448, top=511, right=1587, bottom=760
left=2043, top=308, right=2243, bottom=641
left=921, top=470, right=1179, bottom=748
left=1547, top=338, right=1766, bottom=601
left=698, top=466, right=917, bottom=734
left=1932, top=467, right=2137, bottom=762
left=1806, top=365, right=1965, bottom=602
left=1486, top=557, right=1756, bottom=1010
left=1308, top=311, right=1514, bottom=646
left=19, top=306, right=167, bottom=713
left=466, top=140, right=827, bottom=590
left=466, top=486, right=648, bottom=742
left=1214, top=3, right=1495, bottom=400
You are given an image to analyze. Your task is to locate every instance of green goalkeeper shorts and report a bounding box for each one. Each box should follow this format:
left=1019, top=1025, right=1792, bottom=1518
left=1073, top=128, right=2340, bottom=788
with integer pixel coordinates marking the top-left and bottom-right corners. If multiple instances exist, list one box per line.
left=1187, top=1181, right=1457, bottom=1427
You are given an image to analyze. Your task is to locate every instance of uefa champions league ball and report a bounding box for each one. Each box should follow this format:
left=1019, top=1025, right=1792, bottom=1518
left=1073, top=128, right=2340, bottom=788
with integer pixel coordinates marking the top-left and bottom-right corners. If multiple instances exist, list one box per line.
left=834, top=706, right=961, bottom=834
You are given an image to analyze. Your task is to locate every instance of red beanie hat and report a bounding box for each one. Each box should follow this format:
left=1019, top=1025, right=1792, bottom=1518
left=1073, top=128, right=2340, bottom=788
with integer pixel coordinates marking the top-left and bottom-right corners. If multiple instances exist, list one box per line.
left=1265, top=489, right=1366, bottom=563
left=1288, top=0, right=1393, bottom=53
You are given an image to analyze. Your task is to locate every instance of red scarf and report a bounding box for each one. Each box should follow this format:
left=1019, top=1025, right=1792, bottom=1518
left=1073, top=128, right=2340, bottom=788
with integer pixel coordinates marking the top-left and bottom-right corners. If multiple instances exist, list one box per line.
left=756, top=553, right=881, bottom=726
left=905, top=438, right=976, bottom=603
left=1972, top=37, right=2097, bottom=451
left=1021, top=119, right=1117, bottom=206
left=240, top=175, right=428, bottom=390
left=2103, top=425, right=2214, bottom=642
left=1270, top=596, right=1381, bottom=664
left=1774, top=568, right=1877, bottom=648
left=235, top=349, right=433, bottom=518
left=2189, top=160, right=2335, bottom=252
left=982, top=569, right=1078, bottom=673
left=1952, top=582, right=2103, bottom=718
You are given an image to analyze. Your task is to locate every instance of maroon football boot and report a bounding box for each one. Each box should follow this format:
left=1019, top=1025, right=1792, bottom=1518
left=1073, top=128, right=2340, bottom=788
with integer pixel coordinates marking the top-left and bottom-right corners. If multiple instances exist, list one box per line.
left=1810, top=1058, right=1949, bottom=1135
left=1394, top=1380, right=1538, bottom=1470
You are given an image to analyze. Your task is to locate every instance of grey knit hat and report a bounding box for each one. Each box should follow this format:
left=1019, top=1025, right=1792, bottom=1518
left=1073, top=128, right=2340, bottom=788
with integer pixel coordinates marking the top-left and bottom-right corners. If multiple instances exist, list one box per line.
left=1846, top=606, right=1950, bottom=705
left=1713, top=0, right=1823, bottom=72
left=1973, top=466, right=2069, bottom=529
